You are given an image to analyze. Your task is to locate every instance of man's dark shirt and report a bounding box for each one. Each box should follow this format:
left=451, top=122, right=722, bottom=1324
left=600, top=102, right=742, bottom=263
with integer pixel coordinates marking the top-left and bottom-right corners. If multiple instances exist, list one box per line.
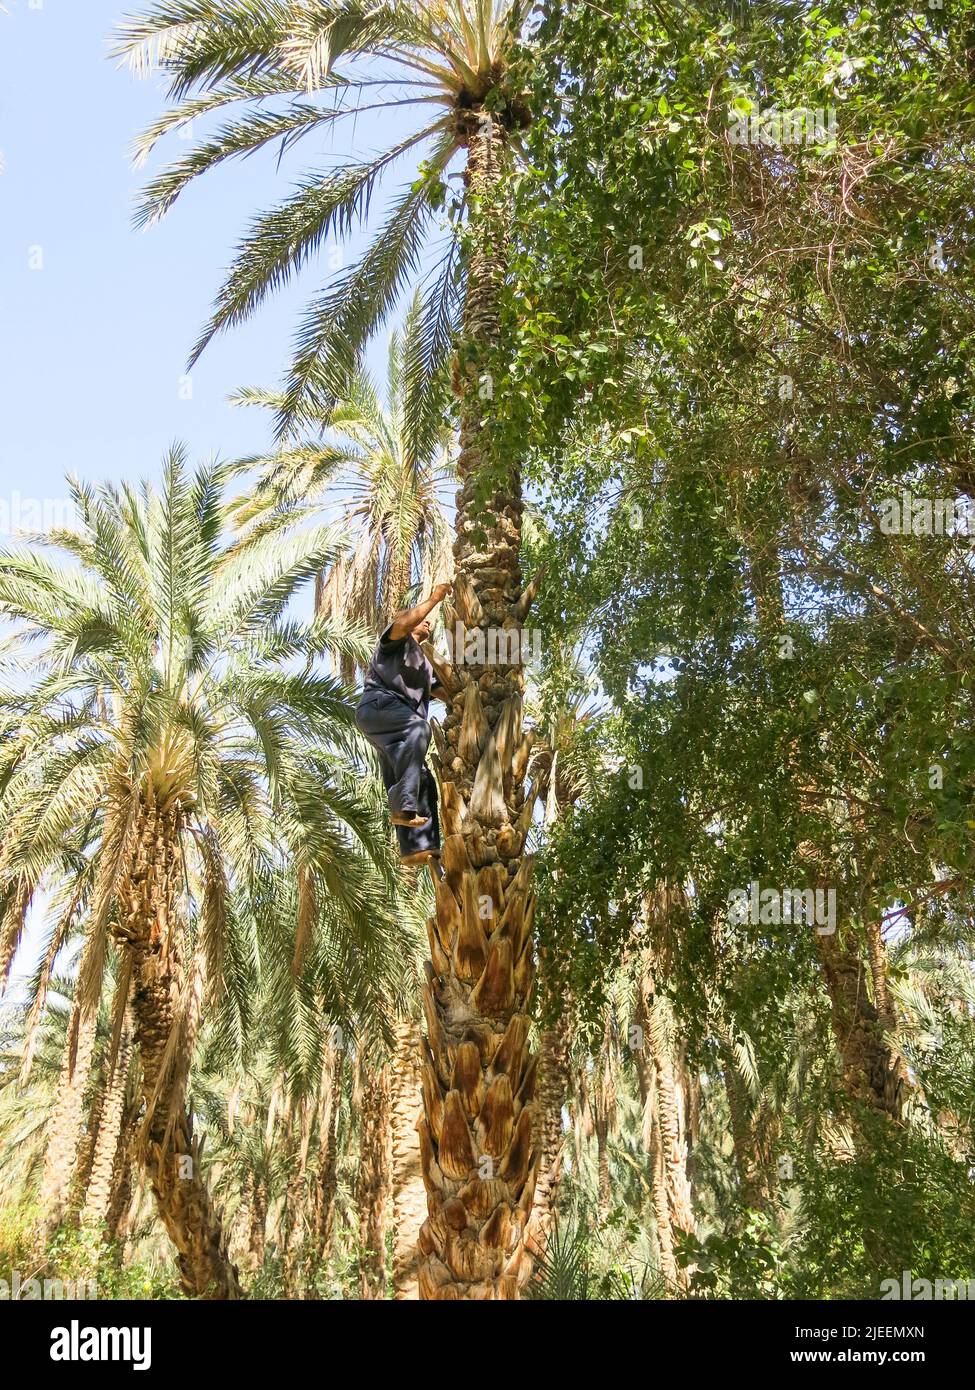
left=363, top=624, right=434, bottom=720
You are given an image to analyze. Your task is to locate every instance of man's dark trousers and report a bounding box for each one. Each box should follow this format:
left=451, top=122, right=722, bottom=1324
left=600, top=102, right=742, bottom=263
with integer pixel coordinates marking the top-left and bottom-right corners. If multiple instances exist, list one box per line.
left=355, top=688, right=440, bottom=856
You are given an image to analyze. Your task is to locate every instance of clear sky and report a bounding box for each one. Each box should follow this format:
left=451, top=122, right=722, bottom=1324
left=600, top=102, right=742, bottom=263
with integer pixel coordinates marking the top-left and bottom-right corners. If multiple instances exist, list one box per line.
left=0, top=0, right=405, bottom=521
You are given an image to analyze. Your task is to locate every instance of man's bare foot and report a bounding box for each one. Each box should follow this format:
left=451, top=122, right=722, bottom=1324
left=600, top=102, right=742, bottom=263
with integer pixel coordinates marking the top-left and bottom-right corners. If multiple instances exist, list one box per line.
left=400, top=849, right=440, bottom=867
left=391, top=810, right=431, bottom=828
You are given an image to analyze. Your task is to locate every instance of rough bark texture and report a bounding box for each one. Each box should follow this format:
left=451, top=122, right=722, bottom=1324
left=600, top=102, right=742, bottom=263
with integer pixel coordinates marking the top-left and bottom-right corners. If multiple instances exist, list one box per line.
left=654, top=1043, right=695, bottom=1240
left=865, top=916, right=895, bottom=1031
left=104, top=1091, right=139, bottom=1246
left=70, top=1066, right=107, bottom=1217
left=38, top=992, right=99, bottom=1232
left=635, top=955, right=694, bottom=1289
left=649, top=1106, right=680, bottom=1288
left=311, top=1040, right=343, bottom=1259
left=0, top=874, right=33, bottom=991
left=815, top=928, right=918, bottom=1123
left=417, top=114, right=539, bottom=1300
left=390, top=1019, right=426, bottom=1299
left=526, top=1012, right=571, bottom=1253
left=356, top=1058, right=391, bottom=1299
left=283, top=1099, right=313, bottom=1295
left=114, top=789, right=242, bottom=1299
left=248, top=1183, right=267, bottom=1270
left=82, top=1009, right=134, bottom=1229
left=593, top=1016, right=616, bottom=1223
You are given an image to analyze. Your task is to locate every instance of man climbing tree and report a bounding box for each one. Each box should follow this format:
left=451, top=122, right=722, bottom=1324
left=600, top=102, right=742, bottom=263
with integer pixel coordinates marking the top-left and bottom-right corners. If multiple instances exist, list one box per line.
left=356, top=582, right=453, bottom=866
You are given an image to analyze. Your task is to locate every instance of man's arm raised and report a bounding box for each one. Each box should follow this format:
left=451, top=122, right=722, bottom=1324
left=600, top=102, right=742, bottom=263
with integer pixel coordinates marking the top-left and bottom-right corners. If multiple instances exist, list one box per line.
left=388, top=582, right=453, bottom=641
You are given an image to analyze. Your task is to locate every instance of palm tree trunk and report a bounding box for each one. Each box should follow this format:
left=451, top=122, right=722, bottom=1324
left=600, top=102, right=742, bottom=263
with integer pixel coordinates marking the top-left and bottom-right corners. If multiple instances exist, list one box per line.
left=649, top=1106, right=680, bottom=1288
left=417, top=110, right=538, bottom=1302
left=526, top=1012, right=571, bottom=1253
left=83, top=981, right=135, bottom=1231
left=0, top=873, right=34, bottom=990
left=654, top=1046, right=694, bottom=1239
left=249, top=1183, right=267, bottom=1269
left=356, top=1057, right=391, bottom=1299
left=815, top=928, right=917, bottom=1122
left=104, top=1087, right=139, bottom=1246
left=69, top=1061, right=107, bottom=1215
left=311, top=1039, right=343, bottom=1259
left=38, top=989, right=99, bottom=1234
left=865, top=916, right=895, bottom=1031
left=230, top=1177, right=253, bottom=1272
left=115, top=791, right=242, bottom=1299
left=390, top=1019, right=427, bottom=1299
left=636, top=955, right=694, bottom=1287
left=284, top=1098, right=313, bottom=1295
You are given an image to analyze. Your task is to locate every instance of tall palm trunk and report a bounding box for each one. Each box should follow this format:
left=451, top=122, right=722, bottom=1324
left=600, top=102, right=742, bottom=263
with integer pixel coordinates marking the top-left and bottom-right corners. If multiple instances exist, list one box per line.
left=390, top=1019, right=427, bottom=1299
left=417, top=115, right=539, bottom=1301
left=115, top=789, right=242, bottom=1299
left=653, top=1039, right=695, bottom=1240
left=82, top=975, right=135, bottom=1231
left=311, top=1039, right=343, bottom=1259
left=356, top=1056, right=391, bottom=1298
left=526, top=1010, right=571, bottom=1252
left=634, top=950, right=694, bottom=1289
left=38, top=982, right=99, bottom=1235
left=632, top=1014, right=682, bottom=1288
left=248, top=1182, right=268, bottom=1269
left=104, top=1104, right=138, bottom=1246
left=815, top=928, right=917, bottom=1122
left=649, top=1105, right=680, bottom=1288
left=284, top=1098, right=313, bottom=1295
left=865, top=915, right=895, bottom=1031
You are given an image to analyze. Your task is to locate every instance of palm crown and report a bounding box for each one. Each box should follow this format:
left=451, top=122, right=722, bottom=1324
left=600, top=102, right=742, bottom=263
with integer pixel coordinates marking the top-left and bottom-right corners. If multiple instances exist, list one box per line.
left=113, top=0, right=530, bottom=431
left=233, top=293, right=454, bottom=665
left=0, top=446, right=408, bottom=993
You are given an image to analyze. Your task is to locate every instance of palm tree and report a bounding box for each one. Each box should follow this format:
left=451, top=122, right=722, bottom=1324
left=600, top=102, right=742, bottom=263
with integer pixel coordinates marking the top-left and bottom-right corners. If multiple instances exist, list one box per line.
left=233, top=294, right=455, bottom=676
left=113, top=2, right=532, bottom=430
left=234, top=309, right=452, bottom=1296
left=0, top=449, right=398, bottom=1297
left=116, top=0, right=542, bottom=1298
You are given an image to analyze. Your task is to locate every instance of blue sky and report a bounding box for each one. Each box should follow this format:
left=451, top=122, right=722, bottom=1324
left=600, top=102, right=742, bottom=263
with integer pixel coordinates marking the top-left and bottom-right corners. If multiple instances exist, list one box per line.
left=0, top=0, right=412, bottom=519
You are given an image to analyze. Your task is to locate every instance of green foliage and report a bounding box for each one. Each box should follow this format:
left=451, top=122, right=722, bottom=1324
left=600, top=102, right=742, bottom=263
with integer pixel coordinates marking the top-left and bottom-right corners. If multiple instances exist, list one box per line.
left=0, top=1210, right=181, bottom=1300
left=500, top=0, right=975, bottom=1299
left=678, top=1211, right=787, bottom=1300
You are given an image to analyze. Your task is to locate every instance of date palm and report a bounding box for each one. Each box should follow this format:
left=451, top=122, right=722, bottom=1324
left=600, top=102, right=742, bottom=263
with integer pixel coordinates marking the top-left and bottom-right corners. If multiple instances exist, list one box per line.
left=116, top=0, right=542, bottom=1298
left=233, top=295, right=454, bottom=676
left=233, top=304, right=454, bottom=1295
left=0, top=449, right=398, bottom=1297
